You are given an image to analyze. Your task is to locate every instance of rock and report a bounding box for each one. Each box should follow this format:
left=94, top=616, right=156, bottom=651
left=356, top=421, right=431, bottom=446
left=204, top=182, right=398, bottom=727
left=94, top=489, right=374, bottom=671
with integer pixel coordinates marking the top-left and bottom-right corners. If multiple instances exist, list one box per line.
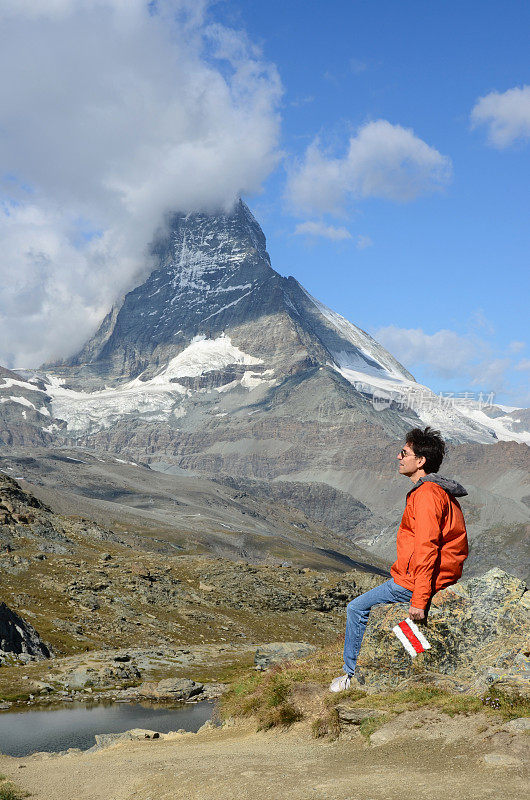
left=0, top=603, right=52, bottom=659
left=201, top=682, right=227, bottom=700
left=336, top=706, right=381, bottom=725
left=483, top=752, right=523, bottom=767
left=33, top=681, right=54, bottom=693
left=254, top=642, right=317, bottom=670
left=62, top=668, right=94, bottom=689
left=197, top=720, right=216, bottom=732
left=127, top=728, right=161, bottom=739
left=504, top=717, right=530, bottom=733
left=62, top=659, right=141, bottom=689
left=92, top=728, right=162, bottom=750
left=369, top=728, right=395, bottom=746
left=355, top=569, right=530, bottom=692
left=0, top=701, right=12, bottom=709
left=137, top=677, right=204, bottom=701
left=93, top=732, right=133, bottom=750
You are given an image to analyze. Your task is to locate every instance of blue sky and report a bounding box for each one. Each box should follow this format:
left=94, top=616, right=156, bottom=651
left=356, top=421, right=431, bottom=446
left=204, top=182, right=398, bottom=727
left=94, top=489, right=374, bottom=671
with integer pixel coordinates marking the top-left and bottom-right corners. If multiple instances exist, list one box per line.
left=219, top=0, right=530, bottom=404
left=0, top=1, right=528, bottom=405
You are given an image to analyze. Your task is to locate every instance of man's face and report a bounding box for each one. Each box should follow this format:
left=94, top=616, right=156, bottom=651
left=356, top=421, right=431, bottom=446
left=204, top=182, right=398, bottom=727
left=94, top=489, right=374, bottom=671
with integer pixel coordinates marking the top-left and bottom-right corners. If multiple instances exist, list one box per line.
left=397, top=442, right=424, bottom=477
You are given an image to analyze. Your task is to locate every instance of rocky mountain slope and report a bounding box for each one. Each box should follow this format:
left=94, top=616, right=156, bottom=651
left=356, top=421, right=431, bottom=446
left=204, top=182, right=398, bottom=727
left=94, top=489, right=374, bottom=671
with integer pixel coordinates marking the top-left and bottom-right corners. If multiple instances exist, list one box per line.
left=0, top=468, right=386, bottom=668
left=1, top=200, right=528, bottom=577
left=32, top=200, right=526, bottom=451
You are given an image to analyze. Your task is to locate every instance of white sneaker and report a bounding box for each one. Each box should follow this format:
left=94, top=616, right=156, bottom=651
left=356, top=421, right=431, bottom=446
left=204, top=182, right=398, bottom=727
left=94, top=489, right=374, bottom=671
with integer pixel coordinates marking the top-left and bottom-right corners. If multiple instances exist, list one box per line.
left=329, top=674, right=351, bottom=692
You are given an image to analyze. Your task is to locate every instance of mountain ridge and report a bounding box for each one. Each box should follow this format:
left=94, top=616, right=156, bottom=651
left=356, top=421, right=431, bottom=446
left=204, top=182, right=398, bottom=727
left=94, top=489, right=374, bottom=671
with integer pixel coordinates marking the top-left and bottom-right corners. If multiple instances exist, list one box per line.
left=1, top=199, right=528, bottom=579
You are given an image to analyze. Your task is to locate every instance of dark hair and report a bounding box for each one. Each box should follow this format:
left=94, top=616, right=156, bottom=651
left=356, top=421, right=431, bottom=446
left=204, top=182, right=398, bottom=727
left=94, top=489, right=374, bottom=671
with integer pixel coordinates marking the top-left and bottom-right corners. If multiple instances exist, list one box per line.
left=406, top=426, right=445, bottom=473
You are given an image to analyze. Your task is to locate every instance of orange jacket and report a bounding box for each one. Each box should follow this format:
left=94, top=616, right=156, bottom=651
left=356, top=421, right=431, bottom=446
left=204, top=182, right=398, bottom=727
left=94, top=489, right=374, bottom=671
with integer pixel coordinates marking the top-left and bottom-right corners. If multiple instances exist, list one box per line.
left=390, top=476, right=468, bottom=609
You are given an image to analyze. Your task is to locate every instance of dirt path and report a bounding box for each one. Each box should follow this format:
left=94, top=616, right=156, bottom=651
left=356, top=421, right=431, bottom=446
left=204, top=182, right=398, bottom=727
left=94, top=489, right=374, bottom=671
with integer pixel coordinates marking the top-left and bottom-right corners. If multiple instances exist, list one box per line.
left=1, top=719, right=527, bottom=800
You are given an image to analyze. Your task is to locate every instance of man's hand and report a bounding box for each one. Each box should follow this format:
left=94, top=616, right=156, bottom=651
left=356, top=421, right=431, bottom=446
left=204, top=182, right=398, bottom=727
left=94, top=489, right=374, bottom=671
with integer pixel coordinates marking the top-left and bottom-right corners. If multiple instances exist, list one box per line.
left=408, top=605, right=425, bottom=621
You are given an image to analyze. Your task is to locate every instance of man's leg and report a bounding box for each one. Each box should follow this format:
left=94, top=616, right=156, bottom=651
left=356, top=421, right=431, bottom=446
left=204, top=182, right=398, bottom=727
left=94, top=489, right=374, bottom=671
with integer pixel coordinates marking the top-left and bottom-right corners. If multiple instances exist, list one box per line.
left=343, top=579, right=412, bottom=676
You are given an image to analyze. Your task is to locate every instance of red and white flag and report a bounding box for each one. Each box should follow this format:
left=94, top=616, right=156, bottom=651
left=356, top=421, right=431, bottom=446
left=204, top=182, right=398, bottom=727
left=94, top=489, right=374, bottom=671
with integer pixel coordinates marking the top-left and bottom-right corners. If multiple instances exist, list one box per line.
left=392, top=617, right=431, bottom=658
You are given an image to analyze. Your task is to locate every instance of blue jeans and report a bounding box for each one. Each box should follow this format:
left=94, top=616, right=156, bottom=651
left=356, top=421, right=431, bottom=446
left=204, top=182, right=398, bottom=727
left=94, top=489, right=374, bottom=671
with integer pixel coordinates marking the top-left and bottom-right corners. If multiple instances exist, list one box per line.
left=343, top=579, right=412, bottom=676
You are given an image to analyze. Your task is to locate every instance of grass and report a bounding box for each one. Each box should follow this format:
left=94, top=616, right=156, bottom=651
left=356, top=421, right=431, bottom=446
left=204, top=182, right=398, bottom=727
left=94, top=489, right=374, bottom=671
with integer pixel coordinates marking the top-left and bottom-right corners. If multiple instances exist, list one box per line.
left=311, top=709, right=341, bottom=740
left=0, top=775, right=30, bottom=800
left=358, top=715, right=388, bottom=739
left=481, top=686, right=530, bottom=720
left=219, top=668, right=303, bottom=730
left=218, top=637, right=530, bottom=737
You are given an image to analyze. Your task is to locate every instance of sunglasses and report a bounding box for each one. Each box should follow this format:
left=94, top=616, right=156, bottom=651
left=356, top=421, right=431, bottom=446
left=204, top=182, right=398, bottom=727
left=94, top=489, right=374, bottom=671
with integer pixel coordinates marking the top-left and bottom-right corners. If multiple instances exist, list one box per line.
left=399, top=448, right=415, bottom=458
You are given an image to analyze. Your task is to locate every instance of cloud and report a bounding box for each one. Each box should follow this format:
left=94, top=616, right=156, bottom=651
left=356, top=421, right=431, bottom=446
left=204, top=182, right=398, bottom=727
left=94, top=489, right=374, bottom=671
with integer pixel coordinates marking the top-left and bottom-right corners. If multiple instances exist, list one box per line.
left=515, top=359, right=530, bottom=372
left=0, top=0, right=282, bottom=368
left=294, top=221, right=351, bottom=240
left=285, top=120, right=452, bottom=215
left=356, top=234, right=373, bottom=250
left=471, top=85, right=530, bottom=148
left=509, top=341, right=526, bottom=354
left=470, top=308, right=495, bottom=335
left=373, top=325, right=513, bottom=392
left=290, top=95, right=314, bottom=108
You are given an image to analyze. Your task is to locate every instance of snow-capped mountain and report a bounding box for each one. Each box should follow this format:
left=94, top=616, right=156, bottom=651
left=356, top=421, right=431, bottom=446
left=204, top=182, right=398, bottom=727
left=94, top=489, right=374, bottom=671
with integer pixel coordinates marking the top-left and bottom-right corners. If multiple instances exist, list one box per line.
left=0, top=366, right=64, bottom=446
left=33, top=198, right=527, bottom=446
left=3, top=200, right=528, bottom=576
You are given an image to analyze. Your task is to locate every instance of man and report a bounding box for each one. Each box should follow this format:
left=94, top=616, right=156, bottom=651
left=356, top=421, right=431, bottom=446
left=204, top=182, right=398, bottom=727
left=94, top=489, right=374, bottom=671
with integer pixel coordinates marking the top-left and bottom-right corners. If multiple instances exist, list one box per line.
left=330, top=426, right=468, bottom=692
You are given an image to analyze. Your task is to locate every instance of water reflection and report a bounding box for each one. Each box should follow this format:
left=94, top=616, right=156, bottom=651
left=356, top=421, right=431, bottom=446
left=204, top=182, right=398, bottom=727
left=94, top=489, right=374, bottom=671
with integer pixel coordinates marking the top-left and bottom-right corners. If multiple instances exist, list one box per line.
left=0, top=701, right=213, bottom=757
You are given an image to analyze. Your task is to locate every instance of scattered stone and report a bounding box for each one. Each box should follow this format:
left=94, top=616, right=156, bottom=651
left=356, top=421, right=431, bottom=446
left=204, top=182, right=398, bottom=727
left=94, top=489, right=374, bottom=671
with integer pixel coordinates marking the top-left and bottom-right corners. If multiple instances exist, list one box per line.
left=369, top=727, right=395, bottom=746
left=137, top=677, right=204, bottom=701
left=504, top=717, right=530, bottom=733
left=254, top=642, right=317, bottom=670
left=92, top=728, right=163, bottom=750
left=33, top=681, right=54, bottom=693
left=483, top=752, right=523, bottom=767
left=336, top=706, right=381, bottom=725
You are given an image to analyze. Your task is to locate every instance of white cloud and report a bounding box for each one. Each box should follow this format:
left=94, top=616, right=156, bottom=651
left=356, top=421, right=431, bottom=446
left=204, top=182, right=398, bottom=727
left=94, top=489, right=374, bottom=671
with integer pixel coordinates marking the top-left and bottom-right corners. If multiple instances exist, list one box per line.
left=373, top=325, right=511, bottom=391
left=374, top=326, right=479, bottom=380
left=515, top=359, right=530, bottom=372
left=0, top=0, right=282, bottom=368
left=471, top=85, right=530, bottom=148
left=286, top=120, right=452, bottom=215
left=294, top=221, right=351, bottom=241
left=356, top=234, right=373, bottom=250
left=508, top=340, right=526, bottom=354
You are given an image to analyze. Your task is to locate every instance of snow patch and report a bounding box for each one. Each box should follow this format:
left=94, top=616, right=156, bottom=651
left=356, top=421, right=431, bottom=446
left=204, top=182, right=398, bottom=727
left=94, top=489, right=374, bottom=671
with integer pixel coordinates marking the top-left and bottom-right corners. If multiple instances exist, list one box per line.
left=0, top=395, right=37, bottom=410
left=138, top=333, right=263, bottom=384
left=43, top=335, right=269, bottom=433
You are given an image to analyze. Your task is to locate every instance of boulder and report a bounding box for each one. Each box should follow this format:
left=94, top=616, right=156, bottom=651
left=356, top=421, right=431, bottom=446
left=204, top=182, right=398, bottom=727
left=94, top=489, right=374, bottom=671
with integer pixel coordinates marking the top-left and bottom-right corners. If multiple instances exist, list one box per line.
left=335, top=706, right=382, bottom=725
left=61, top=660, right=141, bottom=689
left=137, top=677, right=204, bottom=701
left=356, top=568, right=529, bottom=692
left=92, top=729, right=161, bottom=750
left=504, top=717, right=530, bottom=733
left=0, top=602, right=52, bottom=659
left=254, top=642, right=317, bottom=670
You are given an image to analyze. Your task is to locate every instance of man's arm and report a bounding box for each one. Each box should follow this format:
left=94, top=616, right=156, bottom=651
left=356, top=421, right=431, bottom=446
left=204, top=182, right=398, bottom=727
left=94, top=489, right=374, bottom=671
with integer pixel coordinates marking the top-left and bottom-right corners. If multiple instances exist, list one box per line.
left=409, top=487, right=445, bottom=618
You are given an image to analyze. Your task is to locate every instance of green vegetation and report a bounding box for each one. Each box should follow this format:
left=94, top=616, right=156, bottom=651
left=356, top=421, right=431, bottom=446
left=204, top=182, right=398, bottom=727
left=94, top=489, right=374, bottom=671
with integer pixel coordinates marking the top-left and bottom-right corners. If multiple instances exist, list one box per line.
left=0, top=775, right=30, bottom=800
left=219, top=638, right=530, bottom=737
left=482, top=686, right=530, bottom=720
left=311, top=709, right=341, bottom=740
left=220, top=668, right=303, bottom=730
left=358, top=714, right=388, bottom=740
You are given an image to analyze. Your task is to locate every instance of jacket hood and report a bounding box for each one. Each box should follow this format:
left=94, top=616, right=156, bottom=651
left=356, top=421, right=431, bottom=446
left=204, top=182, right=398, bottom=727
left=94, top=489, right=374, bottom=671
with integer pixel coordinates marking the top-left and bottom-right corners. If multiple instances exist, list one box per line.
left=410, top=474, right=468, bottom=498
